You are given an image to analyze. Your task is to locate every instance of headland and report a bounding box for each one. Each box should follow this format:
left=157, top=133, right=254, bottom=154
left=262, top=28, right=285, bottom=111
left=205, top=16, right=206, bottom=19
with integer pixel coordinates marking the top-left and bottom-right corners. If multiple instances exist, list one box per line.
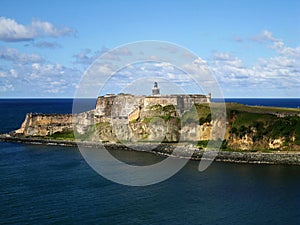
left=1, top=82, right=300, bottom=165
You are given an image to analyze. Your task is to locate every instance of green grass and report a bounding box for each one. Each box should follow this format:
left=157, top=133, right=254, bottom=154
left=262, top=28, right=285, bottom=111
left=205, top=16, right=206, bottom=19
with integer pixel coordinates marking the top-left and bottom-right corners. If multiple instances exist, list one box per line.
left=181, top=104, right=211, bottom=125
left=162, top=104, right=176, bottom=113
left=47, top=130, right=75, bottom=140
left=150, top=104, right=163, bottom=111
left=95, top=122, right=110, bottom=128
left=226, top=102, right=300, bottom=114
left=231, top=111, right=275, bottom=128
left=142, top=117, right=152, bottom=123
left=196, top=140, right=209, bottom=149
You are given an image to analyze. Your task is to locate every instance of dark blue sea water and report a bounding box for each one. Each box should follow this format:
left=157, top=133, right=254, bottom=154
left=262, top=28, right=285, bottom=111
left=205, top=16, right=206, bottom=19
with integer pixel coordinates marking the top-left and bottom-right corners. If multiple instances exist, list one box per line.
left=0, top=98, right=300, bottom=224
left=224, top=98, right=300, bottom=108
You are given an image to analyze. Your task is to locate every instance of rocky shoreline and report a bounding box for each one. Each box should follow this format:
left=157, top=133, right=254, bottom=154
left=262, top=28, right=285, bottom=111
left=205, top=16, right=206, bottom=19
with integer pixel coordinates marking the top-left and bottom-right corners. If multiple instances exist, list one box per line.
left=1, top=134, right=300, bottom=166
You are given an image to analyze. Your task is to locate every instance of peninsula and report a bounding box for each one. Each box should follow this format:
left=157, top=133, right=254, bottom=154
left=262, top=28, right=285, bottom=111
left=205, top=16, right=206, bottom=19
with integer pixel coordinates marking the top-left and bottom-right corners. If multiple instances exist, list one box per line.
left=1, top=82, right=300, bottom=165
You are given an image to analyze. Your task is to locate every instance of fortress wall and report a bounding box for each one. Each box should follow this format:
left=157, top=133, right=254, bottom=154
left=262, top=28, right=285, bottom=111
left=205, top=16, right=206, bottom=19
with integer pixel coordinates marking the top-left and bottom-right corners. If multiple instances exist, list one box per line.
left=96, top=94, right=210, bottom=118
left=95, top=95, right=117, bottom=116
left=96, top=94, right=144, bottom=117
left=144, top=96, right=177, bottom=108
left=192, top=95, right=210, bottom=103
left=112, top=95, right=144, bottom=117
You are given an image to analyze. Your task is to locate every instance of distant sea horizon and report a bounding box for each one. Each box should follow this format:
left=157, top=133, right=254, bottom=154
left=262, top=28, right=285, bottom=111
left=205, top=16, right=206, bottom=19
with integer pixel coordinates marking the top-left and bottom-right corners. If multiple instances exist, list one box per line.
left=0, top=97, right=299, bottom=107
left=222, top=98, right=300, bottom=108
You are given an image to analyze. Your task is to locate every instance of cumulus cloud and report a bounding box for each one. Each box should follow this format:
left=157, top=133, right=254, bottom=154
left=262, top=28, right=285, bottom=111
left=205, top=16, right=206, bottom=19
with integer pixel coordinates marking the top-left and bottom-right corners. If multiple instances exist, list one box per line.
left=251, top=30, right=300, bottom=56
left=96, top=61, right=203, bottom=95
left=181, top=58, right=212, bottom=82
left=0, top=84, right=14, bottom=92
left=208, top=30, right=300, bottom=97
left=30, top=41, right=62, bottom=49
left=30, top=63, right=65, bottom=78
left=1, top=28, right=298, bottom=97
left=73, top=46, right=132, bottom=65
left=15, top=62, right=81, bottom=96
left=73, top=47, right=111, bottom=65
left=0, top=71, right=7, bottom=78
left=102, top=47, right=132, bottom=61
left=0, top=47, right=43, bottom=63
left=0, top=47, right=81, bottom=96
left=73, top=48, right=101, bottom=65
left=158, top=45, right=178, bottom=54
left=0, top=17, right=76, bottom=42
left=233, top=36, right=243, bottom=42
left=9, top=69, right=18, bottom=78
left=251, top=30, right=277, bottom=43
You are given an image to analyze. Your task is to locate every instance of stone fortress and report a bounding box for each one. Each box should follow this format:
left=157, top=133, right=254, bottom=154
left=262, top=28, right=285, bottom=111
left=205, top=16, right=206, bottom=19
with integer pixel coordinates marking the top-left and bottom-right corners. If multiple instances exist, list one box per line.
left=14, top=82, right=214, bottom=142
left=85, top=82, right=213, bottom=142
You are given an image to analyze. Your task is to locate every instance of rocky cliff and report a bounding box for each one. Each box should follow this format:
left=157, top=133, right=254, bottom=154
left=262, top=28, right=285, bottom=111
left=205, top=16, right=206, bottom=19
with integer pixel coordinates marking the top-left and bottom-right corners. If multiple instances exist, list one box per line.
left=11, top=97, right=300, bottom=151
left=14, top=113, right=72, bottom=136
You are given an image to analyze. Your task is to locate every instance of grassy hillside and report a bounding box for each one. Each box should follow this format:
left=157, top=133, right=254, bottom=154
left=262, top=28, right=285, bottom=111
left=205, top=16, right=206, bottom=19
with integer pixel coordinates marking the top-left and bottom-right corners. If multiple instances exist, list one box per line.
left=224, top=103, right=300, bottom=150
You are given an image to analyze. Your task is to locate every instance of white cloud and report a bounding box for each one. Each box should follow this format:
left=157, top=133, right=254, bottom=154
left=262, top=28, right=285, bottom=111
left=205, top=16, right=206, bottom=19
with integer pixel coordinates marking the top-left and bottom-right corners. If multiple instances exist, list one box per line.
left=0, top=17, right=76, bottom=42
left=181, top=58, right=211, bottom=82
left=0, top=71, right=7, bottom=77
left=0, top=84, right=14, bottom=92
left=158, top=45, right=179, bottom=54
left=50, top=81, right=62, bottom=85
left=208, top=30, right=300, bottom=97
left=1, top=29, right=298, bottom=98
left=97, top=61, right=203, bottom=95
left=251, top=30, right=278, bottom=43
left=73, top=47, right=132, bottom=65
left=0, top=58, right=81, bottom=97
left=0, top=47, right=43, bottom=63
left=46, top=89, right=60, bottom=94
left=210, top=52, right=249, bottom=80
left=73, top=48, right=102, bottom=65
left=107, top=46, right=131, bottom=57
left=30, top=41, right=62, bottom=49
left=9, top=69, right=18, bottom=78
left=251, top=30, right=300, bottom=56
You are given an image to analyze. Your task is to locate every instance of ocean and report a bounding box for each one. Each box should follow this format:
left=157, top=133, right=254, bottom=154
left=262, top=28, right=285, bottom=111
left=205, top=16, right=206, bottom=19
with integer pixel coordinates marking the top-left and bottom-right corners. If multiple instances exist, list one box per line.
left=0, top=98, right=300, bottom=224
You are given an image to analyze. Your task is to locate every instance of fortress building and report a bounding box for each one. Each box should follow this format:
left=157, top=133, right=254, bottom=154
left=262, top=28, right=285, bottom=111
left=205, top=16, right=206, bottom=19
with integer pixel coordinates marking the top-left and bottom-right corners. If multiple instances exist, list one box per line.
left=95, top=82, right=211, bottom=117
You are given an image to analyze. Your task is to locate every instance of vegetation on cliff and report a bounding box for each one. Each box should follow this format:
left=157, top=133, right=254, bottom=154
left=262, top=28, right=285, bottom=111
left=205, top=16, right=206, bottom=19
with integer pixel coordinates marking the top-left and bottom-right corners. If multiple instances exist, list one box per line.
left=226, top=104, right=299, bottom=151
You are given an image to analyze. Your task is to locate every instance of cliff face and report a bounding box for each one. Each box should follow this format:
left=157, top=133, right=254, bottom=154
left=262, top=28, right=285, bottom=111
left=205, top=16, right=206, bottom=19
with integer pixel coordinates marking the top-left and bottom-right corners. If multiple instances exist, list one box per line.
left=229, top=106, right=300, bottom=151
left=14, top=113, right=72, bottom=136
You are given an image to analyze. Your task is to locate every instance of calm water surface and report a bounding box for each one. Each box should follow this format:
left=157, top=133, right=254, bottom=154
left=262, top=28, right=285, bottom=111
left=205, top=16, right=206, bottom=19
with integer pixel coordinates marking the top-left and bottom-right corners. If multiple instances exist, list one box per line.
left=0, top=143, right=300, bottom=224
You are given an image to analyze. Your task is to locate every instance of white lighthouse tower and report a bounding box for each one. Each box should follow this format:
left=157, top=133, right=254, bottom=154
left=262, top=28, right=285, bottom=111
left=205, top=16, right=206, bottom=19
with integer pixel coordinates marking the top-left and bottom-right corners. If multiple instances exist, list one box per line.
left=152, top=82, right=160, bottom=96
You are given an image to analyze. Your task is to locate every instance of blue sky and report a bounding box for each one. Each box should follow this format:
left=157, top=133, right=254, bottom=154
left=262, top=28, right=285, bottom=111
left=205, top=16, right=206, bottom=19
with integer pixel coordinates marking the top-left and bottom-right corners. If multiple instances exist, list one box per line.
left=0, top=0, right=299, bottom=98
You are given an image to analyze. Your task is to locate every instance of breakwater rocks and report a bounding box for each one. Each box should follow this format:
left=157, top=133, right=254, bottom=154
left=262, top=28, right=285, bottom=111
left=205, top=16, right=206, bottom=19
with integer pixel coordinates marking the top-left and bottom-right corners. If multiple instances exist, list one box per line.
left=1, top=135, right=299, bottom=165
left=0, top=135, right=77, bottom=146
left=214, top=151, right=300, bottom=165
